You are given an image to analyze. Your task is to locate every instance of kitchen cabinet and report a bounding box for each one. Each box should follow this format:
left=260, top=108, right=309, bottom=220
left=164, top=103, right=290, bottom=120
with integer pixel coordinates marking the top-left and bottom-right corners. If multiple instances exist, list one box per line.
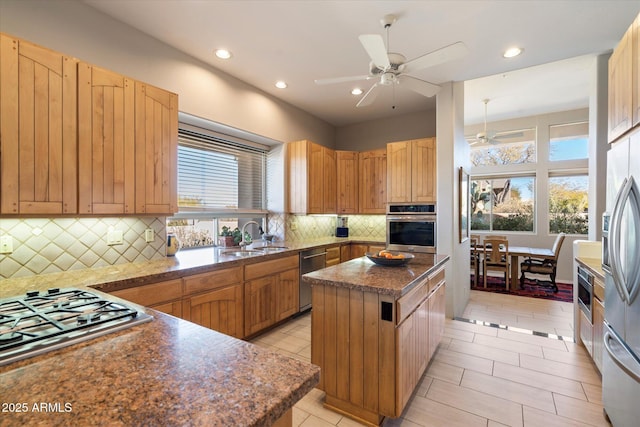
left=134, top=81, right=178, bottom=215
left=78, top=63, right=135, bottom=214
left=0, top=34, right=78, bottom=214
left=326, top=245, right=341, bottom=267
left=336, top=151, right=359, bottom=214
left=287, top=140, right=336, bottom=214
left=244, top=255, right=299, bottom=336
left=358, top=148, right=387, bottom=213
left=387, top=138, right=436, bottom=203
left=428, top=280, right=446, bottom=360
left=110, top=278, right=183, bottom=317
left=183, top=267, right=244, bottom=339
left=579, top=309, right=593, bottom=357
left=592, top=297, right=605, bottom=372
left=608, top=20, right=634, bottom=142
left=349, top=243, right=386, bottom=260
left=340, top=245, right=351, bottom=263
left=634, top=15, right=640, bottom=127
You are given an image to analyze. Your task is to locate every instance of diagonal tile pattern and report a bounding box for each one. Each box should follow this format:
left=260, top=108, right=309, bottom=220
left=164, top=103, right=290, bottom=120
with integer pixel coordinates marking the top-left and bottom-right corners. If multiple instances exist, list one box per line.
left=252, top=290, right=607, bottom=427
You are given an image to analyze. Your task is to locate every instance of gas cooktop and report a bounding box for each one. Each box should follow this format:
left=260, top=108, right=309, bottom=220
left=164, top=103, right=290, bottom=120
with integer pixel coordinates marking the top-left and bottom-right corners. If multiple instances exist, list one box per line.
left=0, top=288, right=152, bottom=366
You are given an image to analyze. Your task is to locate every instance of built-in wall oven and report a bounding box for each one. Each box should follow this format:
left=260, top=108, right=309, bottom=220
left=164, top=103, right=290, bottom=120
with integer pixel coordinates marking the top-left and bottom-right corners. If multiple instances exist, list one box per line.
left=386, top=204, right=436, bottom=253
left=577, top=265, right=594, bottom=322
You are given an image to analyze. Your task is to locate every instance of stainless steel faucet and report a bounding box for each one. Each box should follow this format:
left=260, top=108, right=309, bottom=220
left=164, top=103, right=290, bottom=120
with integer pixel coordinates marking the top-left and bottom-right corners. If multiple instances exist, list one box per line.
left=239, top=221, right=261, bottom=250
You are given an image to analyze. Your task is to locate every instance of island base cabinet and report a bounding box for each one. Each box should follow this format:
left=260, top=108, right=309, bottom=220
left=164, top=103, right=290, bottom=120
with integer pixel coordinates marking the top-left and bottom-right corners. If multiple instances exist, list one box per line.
left=312, top=280, right=446, bottom=426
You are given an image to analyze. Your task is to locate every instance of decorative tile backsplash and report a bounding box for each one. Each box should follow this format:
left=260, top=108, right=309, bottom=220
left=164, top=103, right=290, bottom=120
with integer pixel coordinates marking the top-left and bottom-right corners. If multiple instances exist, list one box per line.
left=0, top=217, right=166, bottom=279
left=282, top=214, right=386, bottom=243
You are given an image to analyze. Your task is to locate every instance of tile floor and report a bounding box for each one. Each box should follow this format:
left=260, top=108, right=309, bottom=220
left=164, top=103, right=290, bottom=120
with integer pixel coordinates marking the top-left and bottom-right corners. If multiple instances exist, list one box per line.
left=251, top=290, right=608, bottom=427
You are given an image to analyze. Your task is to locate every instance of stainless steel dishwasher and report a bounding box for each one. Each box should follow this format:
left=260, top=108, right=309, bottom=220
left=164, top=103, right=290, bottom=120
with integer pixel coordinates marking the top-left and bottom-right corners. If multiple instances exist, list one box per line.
left=299, top=247, right=327, bottom=312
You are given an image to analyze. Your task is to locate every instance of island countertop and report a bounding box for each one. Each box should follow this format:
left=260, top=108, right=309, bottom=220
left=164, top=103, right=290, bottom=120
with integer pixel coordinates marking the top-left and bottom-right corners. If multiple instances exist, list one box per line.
left=302, top=253, right=449, bottom=297
left=0, top=300, right=319, bottom=427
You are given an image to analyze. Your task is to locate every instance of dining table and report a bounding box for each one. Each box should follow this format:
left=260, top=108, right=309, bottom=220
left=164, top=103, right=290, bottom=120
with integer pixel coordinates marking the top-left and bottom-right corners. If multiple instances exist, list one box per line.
left=472, top=244, right=555, bottom=290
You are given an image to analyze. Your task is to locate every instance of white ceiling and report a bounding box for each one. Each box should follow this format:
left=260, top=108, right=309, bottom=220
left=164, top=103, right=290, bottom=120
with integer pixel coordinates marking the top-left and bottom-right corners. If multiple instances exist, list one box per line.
left=83, top=0, right=639, bottom=127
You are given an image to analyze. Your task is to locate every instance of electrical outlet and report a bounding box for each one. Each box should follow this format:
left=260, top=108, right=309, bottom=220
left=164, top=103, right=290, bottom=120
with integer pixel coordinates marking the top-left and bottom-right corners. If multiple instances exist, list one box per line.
left=0, top=236, right=13, bottom=254
left=107, top=229, right=124, bottom=246
left=290, top=222, right=297, bottom=231
left=144, top=229, right=155, bottom=243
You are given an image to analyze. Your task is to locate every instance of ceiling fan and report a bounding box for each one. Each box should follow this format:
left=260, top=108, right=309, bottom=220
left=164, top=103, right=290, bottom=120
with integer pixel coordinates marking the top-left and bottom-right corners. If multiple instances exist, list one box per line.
left=314, top=14, right=469, bottom=108
left=471, top=99, right=524, bottom=145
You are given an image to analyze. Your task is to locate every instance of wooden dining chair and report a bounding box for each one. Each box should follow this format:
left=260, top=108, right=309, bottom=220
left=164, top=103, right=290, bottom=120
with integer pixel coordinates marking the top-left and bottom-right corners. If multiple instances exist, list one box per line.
left=519, top=233, right=566, bottom=292
left=483, top=238, right=509, bottom=290
left=470, top=235, right=480, bottom=287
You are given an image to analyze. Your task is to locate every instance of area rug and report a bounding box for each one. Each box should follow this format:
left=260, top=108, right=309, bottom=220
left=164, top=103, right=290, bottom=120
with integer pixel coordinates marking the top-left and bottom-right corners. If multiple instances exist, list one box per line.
left=471, top=275, right=573, bottom=303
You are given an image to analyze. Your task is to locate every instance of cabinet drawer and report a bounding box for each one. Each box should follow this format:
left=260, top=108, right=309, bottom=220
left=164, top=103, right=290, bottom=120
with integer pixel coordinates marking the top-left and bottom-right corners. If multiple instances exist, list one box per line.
left=397, top=278, right=429, bottom=324
left=428, top=267, right=445, bottom=293
left=183, top=267, right=243, bottom=295
left=245, top=255, right=299, bottom=280
left=326, top=246, right=341, bottom=266
left=111, top=279, right=182, bottom=307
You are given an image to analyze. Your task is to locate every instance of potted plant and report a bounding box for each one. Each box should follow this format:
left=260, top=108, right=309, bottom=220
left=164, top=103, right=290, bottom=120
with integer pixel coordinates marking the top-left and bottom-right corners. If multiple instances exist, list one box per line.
left=219, top=226, right=235, bottom=247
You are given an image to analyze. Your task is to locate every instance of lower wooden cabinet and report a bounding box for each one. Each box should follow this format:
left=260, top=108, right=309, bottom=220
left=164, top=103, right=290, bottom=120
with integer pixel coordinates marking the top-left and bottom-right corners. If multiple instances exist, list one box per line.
left=326, top=246, right=341, bottom=267
left=183, top=283, right=244, bottom=339
left=110, top=278, right=182, bottom=317
left=244, top=255, right=299, bottom=337
left=428, top=282, right=446, bottom=360
left=579, top=309, right=593, bottom=357
left=592, top=297, right=605, bottom=372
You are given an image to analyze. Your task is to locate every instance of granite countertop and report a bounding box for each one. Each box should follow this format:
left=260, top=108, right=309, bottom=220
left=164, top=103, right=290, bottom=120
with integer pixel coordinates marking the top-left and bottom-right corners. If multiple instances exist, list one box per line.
left=302, top=253, right=449, bottom=298
left=576, top=257, right=605, bottom=281
left=1, top=237, right=383, bottom=297
left=0, top=296, right=319, bottom=427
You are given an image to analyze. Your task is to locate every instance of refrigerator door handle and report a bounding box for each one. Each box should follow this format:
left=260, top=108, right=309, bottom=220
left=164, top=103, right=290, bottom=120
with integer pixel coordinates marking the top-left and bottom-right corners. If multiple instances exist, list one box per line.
left=625, top=176, right=640, bottom=304
left=609, top=178, right=628, bottom=303
left=604, top=330, right=640, bottom=383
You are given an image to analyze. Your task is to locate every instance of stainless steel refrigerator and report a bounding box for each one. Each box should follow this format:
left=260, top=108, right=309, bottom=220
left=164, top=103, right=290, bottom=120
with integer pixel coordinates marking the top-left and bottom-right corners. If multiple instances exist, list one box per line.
left=602, top=132, right=640, bottom=426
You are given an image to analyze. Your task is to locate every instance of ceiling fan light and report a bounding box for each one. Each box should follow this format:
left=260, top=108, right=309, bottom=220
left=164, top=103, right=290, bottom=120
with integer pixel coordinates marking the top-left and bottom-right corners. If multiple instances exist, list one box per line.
left=351, top=88, right=363, bottom=95
left=275, top=81, right=288, bottom=89
left=503, top=47, right=523, bottom=58
left=214, top=49, right=232, bottom=59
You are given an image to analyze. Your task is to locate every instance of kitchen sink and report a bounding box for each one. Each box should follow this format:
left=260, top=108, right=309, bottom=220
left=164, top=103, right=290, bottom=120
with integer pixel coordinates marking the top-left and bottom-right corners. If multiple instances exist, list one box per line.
left=256, top=246, right=290, bottom=253
left=221, top=250, right=264, bottom=257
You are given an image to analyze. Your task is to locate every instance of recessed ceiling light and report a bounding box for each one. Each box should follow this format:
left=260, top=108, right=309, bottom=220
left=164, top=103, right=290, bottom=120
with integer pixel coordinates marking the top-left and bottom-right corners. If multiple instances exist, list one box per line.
left=351, top=88, right=363, bottom=95
left=215, top=49, right=232, bottom=59
left=275, top=81, right=288, bottom=89
left=503, top=47, right=523, bottom=58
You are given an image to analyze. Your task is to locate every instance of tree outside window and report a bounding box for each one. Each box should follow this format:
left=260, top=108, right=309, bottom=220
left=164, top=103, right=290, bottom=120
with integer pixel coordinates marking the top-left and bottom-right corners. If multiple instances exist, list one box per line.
left=548, top=175, right=588, bottom=234
left=471, top=177, right=534, bottom=232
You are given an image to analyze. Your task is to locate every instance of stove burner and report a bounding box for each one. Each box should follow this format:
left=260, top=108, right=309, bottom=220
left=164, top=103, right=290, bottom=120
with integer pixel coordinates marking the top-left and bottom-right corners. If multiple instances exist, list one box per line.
left=1, top=288, right=152, bottom=366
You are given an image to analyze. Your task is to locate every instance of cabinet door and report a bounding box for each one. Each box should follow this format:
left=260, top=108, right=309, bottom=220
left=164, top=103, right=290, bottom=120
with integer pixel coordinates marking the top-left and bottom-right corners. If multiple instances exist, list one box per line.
left=428, top=283, right=445, bottom=360
left=307, top=141, right=324, bottom=213
left=340, top=245, right=351, bottom=263
left=184, top=283, right=244, bottom=339
left=593, top=298, right=605, bottom=372
left=359, top=148, right=387, bottom=213
left=326, top=246, right=341, bottom=267
left=151, top=300, right=183, bottom=318
left=0, top=35, right=77, bottom=214
left=323, top=147, right=337, bottom=213
left=109, top=278, right=182, bottom=307
left=386, top=141, right=411, bottom=203
left=411, top=138, right=436, bottom=203
left=350, top=244, right=369, bottom=260
left=135, top=82, right=178, bottom=214
left=579, top=309, right=593, bottom=356
left=396, top=313, right=416, bottom=413
left=276, top=268, right=299, bottom=321
left=609, top=26, right=633, bottom=142
left=245, top=276, right=277, bottom=336
left=78, top=63, right=135, bottom=214
left=415, top=297, right=430, bottom=378
left=633, top=15, right=640, bottom=127
left=337, top=151, right=359, bottom=214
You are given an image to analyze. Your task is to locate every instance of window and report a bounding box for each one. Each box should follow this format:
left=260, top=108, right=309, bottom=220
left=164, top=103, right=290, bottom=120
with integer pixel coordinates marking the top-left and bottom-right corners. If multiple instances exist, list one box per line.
left=168, top=128, right=268, bottom=249
left=548, top=174, right=588, bottom=234
left=549, top=122, right=588, bottom=161
left=470, top=128, right=536, bottom=167
left=471, top=176, right=535, bottom=232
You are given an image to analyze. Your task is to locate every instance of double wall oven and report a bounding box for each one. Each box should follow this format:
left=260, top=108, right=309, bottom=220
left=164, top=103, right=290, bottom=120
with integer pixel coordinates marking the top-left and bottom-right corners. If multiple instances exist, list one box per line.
left=386, top=204, right=437, bottom=253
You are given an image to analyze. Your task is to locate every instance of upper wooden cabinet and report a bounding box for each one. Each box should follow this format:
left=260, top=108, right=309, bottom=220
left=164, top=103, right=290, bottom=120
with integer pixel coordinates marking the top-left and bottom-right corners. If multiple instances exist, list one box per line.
left=287, top=140, right=336, bottom=214
left=0, top=34, right=78, bottom=214
left=78, top=63, right=135, bottom=214
left=609, top=24, right=634, bottom=143
left=633, top=15, right=640, bottom=128
left=358, top=148, right=387, bottom=213
left=336, top=150, right=359, bottom=214
left=387, top=138, right=436, bottom=203
left=135, top=82, right=178, bottom=215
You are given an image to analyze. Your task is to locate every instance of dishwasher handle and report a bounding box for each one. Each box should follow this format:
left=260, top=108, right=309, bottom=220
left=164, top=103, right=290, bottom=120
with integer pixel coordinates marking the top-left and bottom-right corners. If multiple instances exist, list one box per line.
left=302, top=252, right=327, bottom=260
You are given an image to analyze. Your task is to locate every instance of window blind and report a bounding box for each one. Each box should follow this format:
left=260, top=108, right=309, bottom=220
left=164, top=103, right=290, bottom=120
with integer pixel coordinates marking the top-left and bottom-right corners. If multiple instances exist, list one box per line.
left=177, top=129, right=267, bottom=211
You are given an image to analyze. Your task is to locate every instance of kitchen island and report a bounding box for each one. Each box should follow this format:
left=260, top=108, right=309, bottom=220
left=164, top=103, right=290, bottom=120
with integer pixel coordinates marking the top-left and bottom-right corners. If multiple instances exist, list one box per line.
left=303, top=253, right=449, bottom=426
left=0, top=293, right=319, bottom=427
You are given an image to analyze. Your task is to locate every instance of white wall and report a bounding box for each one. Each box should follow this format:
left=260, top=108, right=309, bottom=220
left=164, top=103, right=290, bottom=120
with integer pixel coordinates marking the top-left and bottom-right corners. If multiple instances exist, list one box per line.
left=0, top=0, right=335, bottom=147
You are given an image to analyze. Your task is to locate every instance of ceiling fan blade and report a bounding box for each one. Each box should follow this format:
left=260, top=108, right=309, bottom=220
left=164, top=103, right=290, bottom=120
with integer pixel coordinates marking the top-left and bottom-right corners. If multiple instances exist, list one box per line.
left=356, top=83, right=379, bottom=108
left=359, top=34, right=390, bottom=71
left=402, top=41, right=469, bottom=74
left=397, top=75, right=441, bottom=98
left=314, top=75, right=372, bottom=85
